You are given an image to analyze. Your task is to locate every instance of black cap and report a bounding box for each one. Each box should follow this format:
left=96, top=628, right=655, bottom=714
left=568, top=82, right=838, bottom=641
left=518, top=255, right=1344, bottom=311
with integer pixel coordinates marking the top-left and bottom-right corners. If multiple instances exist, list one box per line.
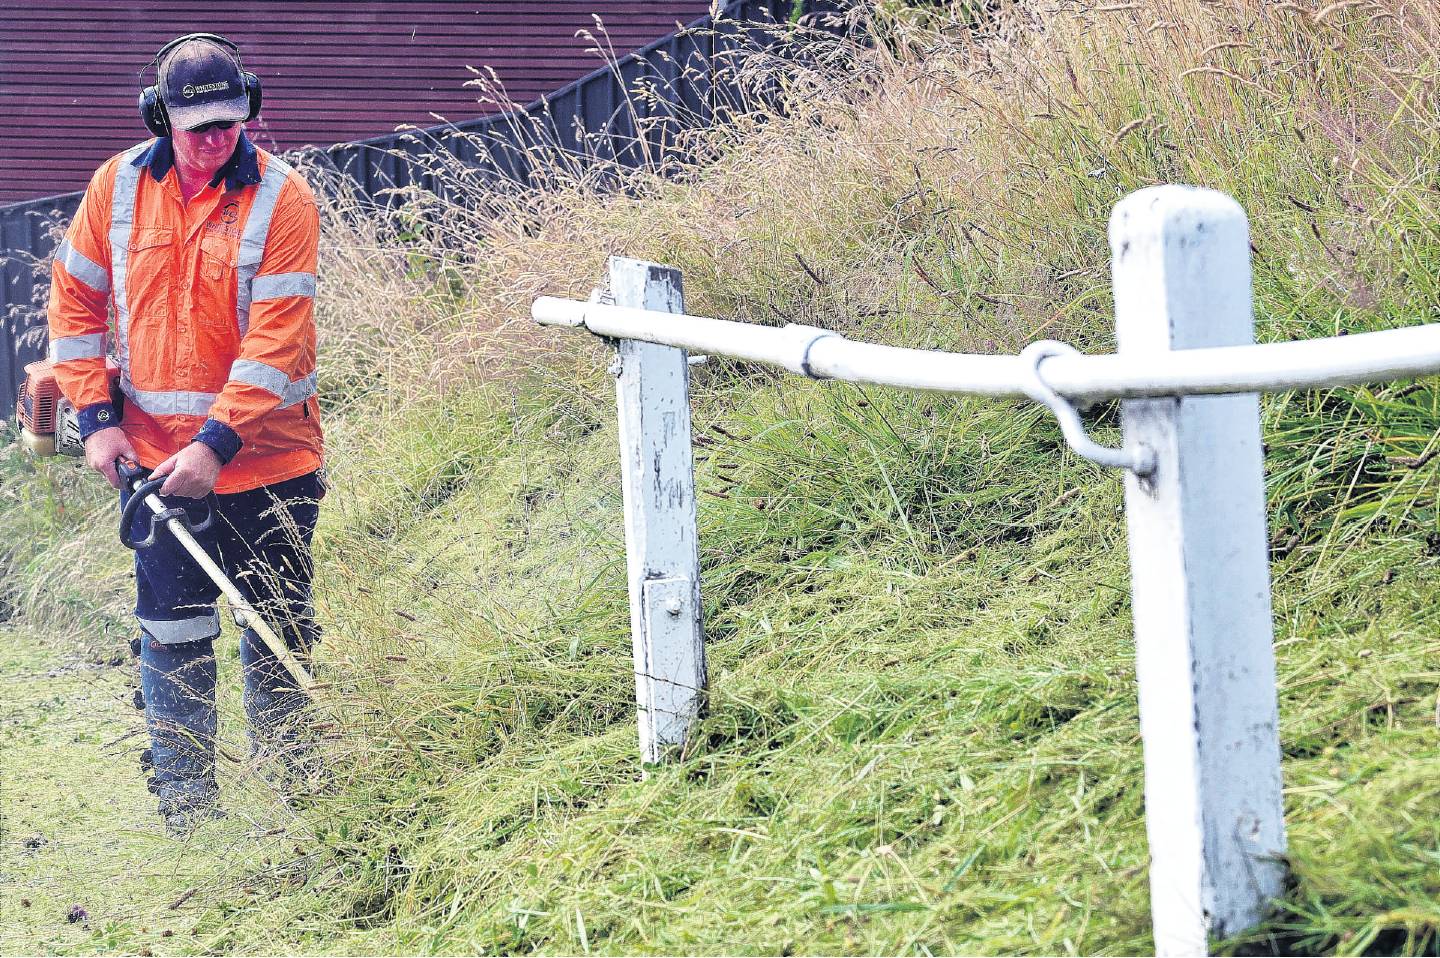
left=158, top=37, right=249, bottom=131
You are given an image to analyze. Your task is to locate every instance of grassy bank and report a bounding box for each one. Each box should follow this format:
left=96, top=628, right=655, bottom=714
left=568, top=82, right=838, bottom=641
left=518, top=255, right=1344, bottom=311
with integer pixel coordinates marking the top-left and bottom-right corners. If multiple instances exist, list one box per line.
left=4, top=0, right=1440, bottom=953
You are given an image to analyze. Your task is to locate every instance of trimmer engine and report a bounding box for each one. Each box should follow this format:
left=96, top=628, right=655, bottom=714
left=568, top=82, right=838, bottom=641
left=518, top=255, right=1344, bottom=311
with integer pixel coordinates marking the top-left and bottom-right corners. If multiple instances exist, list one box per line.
left=16, top=357, right=122, bottom=457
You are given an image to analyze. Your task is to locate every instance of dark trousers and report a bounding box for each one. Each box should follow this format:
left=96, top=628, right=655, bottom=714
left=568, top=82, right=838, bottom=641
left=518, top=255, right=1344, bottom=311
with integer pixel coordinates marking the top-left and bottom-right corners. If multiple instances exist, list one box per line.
left=121, top=471, right=322, bottom=806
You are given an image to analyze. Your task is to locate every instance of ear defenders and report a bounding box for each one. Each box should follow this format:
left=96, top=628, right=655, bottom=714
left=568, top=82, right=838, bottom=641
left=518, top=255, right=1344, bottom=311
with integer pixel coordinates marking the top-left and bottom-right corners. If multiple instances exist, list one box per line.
left=138, top=33, right=261, bottom=137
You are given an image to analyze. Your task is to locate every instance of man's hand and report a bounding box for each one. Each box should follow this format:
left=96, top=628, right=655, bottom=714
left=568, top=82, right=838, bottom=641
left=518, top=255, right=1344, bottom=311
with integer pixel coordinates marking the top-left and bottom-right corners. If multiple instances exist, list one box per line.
left=83, top=427, right=138, bottom=489
left=152, top=443, right=224, bottom=499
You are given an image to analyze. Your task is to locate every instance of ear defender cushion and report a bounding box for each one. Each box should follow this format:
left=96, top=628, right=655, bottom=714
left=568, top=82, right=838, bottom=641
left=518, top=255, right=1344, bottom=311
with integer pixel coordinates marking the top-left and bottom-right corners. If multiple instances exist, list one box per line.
left=243, top=72, right=262, bottom=122
left=138, top=85, right=169, bottom=136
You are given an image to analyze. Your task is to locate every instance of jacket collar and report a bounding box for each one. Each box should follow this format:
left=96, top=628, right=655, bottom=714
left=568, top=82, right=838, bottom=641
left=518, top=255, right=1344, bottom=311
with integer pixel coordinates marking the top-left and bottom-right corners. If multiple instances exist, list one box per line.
left=132, top=132, right=262, bottom=192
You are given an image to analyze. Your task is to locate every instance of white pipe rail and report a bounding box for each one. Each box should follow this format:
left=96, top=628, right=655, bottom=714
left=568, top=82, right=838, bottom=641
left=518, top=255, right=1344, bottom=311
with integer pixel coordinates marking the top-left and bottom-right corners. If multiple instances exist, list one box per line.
left=532, top=296, right=1440, bottom=402
left=532, top=185, right=1438, bottom=956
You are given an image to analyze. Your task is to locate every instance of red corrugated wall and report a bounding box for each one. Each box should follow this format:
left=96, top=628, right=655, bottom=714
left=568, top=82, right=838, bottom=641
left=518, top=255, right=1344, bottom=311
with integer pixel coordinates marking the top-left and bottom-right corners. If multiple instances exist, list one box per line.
left=0, top=1, right=713, bottom=204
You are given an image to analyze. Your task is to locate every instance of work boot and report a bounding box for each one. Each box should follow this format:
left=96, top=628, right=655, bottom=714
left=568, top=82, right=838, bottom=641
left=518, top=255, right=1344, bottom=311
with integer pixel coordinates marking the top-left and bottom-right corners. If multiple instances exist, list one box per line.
left=159, top=784, right=225, bottom=838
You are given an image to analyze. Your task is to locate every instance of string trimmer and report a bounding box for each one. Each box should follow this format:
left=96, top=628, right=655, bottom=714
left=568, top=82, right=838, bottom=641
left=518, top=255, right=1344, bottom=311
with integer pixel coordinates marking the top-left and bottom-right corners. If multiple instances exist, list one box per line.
left=117, top=458, right=315, bottom=696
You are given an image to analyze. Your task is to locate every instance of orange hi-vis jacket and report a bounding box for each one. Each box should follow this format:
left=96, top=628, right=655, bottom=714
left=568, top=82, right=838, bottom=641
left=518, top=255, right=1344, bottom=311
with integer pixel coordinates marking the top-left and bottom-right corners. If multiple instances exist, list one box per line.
left=47, top=134, right=322, bottom=494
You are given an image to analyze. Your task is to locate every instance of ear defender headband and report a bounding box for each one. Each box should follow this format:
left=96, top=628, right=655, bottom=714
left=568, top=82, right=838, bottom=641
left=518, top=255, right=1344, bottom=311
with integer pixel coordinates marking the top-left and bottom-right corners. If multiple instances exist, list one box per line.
left=138, top=33, right=262, bottom=137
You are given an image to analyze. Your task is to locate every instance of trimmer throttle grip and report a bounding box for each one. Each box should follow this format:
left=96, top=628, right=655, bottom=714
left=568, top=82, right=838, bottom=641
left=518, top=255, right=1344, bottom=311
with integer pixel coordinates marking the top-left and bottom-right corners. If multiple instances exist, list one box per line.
left=117, top=457, right=146, bottom=486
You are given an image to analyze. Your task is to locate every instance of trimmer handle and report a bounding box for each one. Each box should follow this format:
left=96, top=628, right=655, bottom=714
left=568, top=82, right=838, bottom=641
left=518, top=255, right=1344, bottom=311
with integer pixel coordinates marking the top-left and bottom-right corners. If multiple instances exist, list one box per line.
left=116, top=457, right=217, bottom=550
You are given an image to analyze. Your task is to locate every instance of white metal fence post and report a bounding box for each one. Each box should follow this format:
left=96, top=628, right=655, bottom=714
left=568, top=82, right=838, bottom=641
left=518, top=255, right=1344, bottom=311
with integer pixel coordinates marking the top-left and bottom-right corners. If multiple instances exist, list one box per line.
left=1111, top=186, right=1287, bottom=955
left=607, top=256, right=707, bottom=764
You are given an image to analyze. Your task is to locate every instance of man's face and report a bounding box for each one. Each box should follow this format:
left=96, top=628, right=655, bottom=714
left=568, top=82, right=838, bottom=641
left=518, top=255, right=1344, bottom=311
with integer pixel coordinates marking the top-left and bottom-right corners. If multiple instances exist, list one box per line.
left=172, top=122, right=243, bottom=180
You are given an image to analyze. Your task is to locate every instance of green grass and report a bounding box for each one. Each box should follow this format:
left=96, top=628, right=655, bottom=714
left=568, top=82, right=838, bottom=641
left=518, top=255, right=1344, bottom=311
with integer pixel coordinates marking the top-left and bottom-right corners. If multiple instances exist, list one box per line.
left=293, top=380, right=1439, bottom=956
left=4, top=1, right=1440, bottom=953
left=8, top=370, right=1434, bottom=954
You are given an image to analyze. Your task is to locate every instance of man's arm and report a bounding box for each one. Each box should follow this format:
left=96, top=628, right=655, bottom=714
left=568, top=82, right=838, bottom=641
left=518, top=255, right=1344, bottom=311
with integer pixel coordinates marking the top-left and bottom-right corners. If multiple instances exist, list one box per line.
left=48, top=158, right=137, bottom=488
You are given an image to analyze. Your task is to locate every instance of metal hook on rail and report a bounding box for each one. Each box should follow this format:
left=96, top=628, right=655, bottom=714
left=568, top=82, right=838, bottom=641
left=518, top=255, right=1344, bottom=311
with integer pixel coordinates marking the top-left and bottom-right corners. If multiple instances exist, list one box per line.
left=1019, top=340, right=1156, bottom=477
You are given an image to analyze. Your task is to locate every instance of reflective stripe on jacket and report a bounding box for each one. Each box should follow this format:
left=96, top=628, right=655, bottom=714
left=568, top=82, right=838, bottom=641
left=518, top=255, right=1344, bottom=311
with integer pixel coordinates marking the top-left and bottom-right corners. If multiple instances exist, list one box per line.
left=47, top=135, right=322, bottom=494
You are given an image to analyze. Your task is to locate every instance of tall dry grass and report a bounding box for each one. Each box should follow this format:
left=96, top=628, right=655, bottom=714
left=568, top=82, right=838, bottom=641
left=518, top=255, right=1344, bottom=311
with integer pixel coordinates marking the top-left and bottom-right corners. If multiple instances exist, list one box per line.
left=305, top=0, right=1440, bottom=368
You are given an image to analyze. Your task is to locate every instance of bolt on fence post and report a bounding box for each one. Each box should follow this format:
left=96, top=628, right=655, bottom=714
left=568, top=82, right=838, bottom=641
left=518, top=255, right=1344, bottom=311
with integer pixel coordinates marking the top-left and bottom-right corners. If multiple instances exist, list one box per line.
left=1111, top=185, right=1287, bottom=956
left=607, top=256, right=707, bottom=765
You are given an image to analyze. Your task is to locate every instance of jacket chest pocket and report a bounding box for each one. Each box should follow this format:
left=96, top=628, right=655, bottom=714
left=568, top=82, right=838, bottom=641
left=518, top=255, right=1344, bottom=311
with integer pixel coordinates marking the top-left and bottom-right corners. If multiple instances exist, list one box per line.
left=199, top=233, right=237, bottom=283
left=129, top=227, right=171, bottom=256
left=125, top=228, right=173, bottom=287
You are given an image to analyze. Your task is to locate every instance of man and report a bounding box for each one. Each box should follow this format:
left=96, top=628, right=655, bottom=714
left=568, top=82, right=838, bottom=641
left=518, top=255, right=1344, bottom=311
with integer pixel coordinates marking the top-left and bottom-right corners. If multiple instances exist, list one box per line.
left=46, top=34, right=323, bottom=834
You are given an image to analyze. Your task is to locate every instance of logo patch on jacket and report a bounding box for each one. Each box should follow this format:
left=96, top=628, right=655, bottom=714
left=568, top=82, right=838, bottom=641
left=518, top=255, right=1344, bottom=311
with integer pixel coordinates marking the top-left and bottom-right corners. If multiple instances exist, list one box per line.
left=206, top=204, right=241, bottom=239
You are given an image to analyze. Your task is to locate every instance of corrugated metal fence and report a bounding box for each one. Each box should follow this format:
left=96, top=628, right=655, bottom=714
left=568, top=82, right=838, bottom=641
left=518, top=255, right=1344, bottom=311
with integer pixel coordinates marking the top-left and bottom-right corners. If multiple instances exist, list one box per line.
left=1, top=0, right=834, bottom=421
